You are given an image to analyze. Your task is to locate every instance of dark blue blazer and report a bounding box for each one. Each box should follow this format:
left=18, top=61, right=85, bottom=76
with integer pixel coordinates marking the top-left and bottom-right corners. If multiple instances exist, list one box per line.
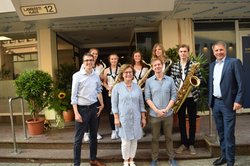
left=208, top=56, right=244, bottom=110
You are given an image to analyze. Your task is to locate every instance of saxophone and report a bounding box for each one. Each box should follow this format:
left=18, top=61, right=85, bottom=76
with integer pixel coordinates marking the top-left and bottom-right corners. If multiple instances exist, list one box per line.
left=173, top=62, right=201, bottom=114
left=108, top=66, right=120, bottom=97
left=138, top=60, right=152, bottom=87
left=163, top=59, right=172, bottom=75
left=99, top=60, right=106, bottom=75
left=138, top=59, right=172, bottom=87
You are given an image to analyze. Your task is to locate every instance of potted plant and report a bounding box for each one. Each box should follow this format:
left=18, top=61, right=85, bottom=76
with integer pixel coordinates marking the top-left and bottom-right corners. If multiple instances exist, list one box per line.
left=48, top=87, right=72, bottom=128
left=55, top=64, right=76, bottom=122
left=14, top=69, right=53, bottom=135
left=45, top=64, right=76, bottom=127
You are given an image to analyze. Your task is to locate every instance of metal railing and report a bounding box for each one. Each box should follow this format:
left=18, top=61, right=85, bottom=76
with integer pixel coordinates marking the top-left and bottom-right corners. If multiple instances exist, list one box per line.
left=208, top=107, right=213, bottom=137
left=208, top=106, right=219, bottom=144
left=8, top=97, right=29, bottom=154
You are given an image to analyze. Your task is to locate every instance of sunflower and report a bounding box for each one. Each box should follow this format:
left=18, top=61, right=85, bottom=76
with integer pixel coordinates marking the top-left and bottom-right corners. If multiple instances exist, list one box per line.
left=58, top=92, right=66, bottom=99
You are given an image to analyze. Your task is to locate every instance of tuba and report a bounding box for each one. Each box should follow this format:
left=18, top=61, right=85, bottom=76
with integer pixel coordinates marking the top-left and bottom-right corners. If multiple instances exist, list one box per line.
left=173, top=63, right=201, bottom=114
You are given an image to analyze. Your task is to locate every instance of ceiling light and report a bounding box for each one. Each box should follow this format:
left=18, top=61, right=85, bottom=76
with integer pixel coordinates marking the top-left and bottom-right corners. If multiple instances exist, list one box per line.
left=0, top=36, right=12, bottom=41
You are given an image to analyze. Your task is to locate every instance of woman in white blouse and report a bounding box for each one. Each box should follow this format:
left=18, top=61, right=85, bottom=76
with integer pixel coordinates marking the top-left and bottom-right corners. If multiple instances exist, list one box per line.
left=131, top=50, right=149, bottom=86
left=103, top=53, right=120, bottom=140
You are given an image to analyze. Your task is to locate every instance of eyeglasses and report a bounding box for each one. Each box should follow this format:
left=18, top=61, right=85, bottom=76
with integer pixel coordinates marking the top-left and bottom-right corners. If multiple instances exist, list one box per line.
left=84, top=59, right=94, bottom=62
left=124, top=71, right=133, bottom=75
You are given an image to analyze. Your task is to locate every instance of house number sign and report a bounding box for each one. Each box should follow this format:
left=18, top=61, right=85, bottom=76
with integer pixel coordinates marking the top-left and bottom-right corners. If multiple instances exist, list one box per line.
left=21, top=3, right=57, bottom=16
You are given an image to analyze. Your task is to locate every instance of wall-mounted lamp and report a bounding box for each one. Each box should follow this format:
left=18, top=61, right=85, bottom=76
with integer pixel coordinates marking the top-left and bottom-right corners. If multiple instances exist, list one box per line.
left=203, top=43, right=208, bottom=49
left=229, top=43, right=233, bottom=49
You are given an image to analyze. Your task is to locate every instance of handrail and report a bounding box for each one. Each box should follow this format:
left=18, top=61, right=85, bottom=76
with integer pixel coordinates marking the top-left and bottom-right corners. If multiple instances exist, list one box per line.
left=209, top=106, right=219, bottom=144
left=208, top=107, right=213, bottom=137
left=8, top=96, right=28, bottom=154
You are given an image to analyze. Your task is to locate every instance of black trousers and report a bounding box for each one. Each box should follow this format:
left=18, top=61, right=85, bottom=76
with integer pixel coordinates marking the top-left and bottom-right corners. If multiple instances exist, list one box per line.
left=105, top=96, right=115, bottom=130
left=74, top=103, right=98, bottom=166
left=178, top=97, right=197, bottom=147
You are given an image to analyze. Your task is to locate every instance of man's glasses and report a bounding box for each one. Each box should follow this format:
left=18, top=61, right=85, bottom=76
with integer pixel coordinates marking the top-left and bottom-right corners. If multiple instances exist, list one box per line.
left=84, top=59, right=94, bottom=62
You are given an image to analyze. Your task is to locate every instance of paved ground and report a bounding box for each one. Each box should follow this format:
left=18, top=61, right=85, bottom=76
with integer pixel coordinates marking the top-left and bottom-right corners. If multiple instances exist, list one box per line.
left=1, top=155, right=250, bottom=166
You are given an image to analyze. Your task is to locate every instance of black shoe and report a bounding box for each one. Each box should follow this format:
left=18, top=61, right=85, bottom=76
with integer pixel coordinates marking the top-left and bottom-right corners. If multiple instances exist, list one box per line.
left=227, top=163, right=234, bottom=166
left=213, top=157, right=227, bottom=165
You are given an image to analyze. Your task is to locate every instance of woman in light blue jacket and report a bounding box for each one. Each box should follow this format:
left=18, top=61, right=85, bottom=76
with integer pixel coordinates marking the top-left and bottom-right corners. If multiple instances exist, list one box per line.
left=112, top=64, right=146, bottom=166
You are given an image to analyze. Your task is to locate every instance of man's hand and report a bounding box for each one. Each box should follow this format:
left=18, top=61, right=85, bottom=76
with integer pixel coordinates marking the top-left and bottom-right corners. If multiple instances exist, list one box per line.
left=156, top=109, right=166, bottom=117
left=97, top=105, right=104, bottom=117
left=233, top=102, right=242, bottom=111
left=75, top=112, right=83, bottom=123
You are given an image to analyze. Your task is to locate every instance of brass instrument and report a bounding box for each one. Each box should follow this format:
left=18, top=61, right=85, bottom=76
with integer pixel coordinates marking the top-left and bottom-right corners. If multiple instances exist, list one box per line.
left=108, top=76, right=120, bottom=97
left=138, top=60, right=152, bottom=87
left=163, top=59, right=172, bottom=75
left=138, top=58, right=172, bottom=88
left=99, top=60, right=106, bottom=75
left=108, top=66, right=120, bottom=97
left=173, top=63, right=201, bottom=114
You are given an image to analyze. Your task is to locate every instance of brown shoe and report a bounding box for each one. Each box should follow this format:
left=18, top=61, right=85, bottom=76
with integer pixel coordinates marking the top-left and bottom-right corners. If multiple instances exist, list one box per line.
left=89, top=160, right=106, bottom=166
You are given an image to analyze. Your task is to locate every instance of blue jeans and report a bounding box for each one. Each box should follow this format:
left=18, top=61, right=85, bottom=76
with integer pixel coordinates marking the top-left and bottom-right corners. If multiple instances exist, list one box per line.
left=74, top=103, right=98, bottom=166
left=212, top=98, right=236, bottom=165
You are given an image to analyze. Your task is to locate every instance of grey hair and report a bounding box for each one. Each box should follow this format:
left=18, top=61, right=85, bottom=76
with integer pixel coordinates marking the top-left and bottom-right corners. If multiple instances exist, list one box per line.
left=212, top=41, right=227, bottom=49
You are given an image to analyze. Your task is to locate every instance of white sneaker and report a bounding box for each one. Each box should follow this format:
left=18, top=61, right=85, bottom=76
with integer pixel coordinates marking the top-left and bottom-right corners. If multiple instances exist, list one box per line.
left=123, top=161, right=129, bottom=166
left=129, top=161, right=136, bottom=166
left=111, top=130, right=118, bottom=140
left=97, top=132, right=102, bottom=140
left=83, top=132, right=89, bottom=142
left=189, top=145, right=196, bottom=155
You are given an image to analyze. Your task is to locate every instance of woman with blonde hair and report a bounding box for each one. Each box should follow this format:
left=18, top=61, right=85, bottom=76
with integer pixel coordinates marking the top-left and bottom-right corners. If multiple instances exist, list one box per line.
left=112, top=64, right=146, bottom=166
left=151, top=43, right=172, bottom=76
left=103, top=53, right=120, bottom=140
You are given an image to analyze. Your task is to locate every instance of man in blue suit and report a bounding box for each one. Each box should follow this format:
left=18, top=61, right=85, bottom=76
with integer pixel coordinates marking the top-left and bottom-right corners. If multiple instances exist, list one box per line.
left=208, top=41, right=244, bottom=166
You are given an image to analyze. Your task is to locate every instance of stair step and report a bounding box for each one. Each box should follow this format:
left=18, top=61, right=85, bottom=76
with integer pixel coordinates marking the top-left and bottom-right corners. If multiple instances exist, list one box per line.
left=0, top=138, right=207, bottom=149
left=0, top=147, right=211, bottom=163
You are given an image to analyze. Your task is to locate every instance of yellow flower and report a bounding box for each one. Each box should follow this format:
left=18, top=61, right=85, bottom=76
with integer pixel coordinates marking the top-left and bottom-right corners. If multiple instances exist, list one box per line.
left=58, top=92, right=66, bottom=99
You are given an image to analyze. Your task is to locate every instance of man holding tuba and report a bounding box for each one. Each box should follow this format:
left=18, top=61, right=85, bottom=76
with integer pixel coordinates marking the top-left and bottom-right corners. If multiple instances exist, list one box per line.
left=170, top=44, right=202, bottom=155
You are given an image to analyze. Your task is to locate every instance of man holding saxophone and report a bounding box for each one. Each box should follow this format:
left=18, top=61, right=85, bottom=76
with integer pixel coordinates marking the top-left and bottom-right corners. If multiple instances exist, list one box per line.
left=170, top=44, right=202, bottom=155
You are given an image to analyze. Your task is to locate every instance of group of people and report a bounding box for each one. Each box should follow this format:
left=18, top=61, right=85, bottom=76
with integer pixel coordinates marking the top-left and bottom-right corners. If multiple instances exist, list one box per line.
left=71, top=41, right=244, bottom=166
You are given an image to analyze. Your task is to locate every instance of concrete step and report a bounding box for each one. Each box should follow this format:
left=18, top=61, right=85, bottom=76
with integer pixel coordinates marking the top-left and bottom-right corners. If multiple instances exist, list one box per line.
left=204, top=135, right=250, bottom=157
left=0, top=147, right=211, bottom=163
left=0, top=137, right=207, bottom=150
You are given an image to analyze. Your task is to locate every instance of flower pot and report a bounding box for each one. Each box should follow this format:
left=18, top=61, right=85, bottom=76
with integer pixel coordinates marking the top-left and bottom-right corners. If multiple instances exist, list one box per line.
left=26, top=117, right=45, bottom=135
left=63, top=109, right=75, bottom=122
